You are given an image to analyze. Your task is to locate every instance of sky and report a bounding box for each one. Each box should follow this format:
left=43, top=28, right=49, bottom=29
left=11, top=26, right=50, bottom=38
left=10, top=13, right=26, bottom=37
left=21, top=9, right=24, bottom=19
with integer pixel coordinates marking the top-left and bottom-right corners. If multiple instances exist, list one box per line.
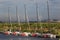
left=0, top=0, right=60, bottom=22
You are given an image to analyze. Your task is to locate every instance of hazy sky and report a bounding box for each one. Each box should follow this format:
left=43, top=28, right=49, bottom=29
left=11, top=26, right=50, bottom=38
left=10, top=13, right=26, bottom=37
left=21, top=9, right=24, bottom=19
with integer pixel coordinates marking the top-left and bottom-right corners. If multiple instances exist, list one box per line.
left=0, top=0, right=60, bottom=22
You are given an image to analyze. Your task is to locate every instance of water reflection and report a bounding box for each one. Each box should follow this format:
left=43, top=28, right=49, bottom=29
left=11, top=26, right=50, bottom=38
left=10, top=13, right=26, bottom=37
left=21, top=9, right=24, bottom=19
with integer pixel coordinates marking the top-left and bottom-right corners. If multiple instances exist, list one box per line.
left=0, top=35, right=59, bottom=40
left=1, top=37, right=58, bottom=40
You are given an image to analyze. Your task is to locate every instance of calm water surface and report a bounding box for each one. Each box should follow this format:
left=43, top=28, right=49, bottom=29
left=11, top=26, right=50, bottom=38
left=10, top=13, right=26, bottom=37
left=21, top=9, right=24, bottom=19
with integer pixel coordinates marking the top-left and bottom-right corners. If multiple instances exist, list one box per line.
left=0, top=34, right=59, bottom=40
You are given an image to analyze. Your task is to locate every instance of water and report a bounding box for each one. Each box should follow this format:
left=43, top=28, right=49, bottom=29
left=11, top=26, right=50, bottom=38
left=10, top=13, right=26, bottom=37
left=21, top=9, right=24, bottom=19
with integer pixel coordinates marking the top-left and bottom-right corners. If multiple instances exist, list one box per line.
left=0, top=34, right=59, bottom=40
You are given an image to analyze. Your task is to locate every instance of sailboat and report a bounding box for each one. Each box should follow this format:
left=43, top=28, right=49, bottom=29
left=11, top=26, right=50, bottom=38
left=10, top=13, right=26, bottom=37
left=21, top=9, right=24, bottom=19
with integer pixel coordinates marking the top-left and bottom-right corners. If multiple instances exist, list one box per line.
left=4, top=7, right=12, bottom=35
left=20, top=4, right=31, bottom=37
left=12, top=6, right=20, bottom=36
left=31, top=2, right=41, bottom=37
left=42, top=1, right=57, bottom=38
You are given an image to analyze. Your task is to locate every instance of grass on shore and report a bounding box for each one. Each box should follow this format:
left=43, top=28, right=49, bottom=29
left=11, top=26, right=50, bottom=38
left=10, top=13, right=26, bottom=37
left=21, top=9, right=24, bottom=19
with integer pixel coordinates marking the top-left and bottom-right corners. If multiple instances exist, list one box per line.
left=0, top=22, right=60, bottom=35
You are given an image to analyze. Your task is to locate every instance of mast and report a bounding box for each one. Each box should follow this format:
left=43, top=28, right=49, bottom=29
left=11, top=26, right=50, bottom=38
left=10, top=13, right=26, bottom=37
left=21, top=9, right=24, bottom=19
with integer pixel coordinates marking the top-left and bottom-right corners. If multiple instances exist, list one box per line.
left=8, top=7, right=12, bottom=32
left=24, top=4, right=27, bottom=23
left=16, top=6, right=21, bottom=31
left=35, top=2, right=39, bottom=32
left=47, top=1, right=50, bottom=23
left=18, top=16, right=21, bottom=31
left=36, top=0, right=42, bottom=33
left=24, top=4, right=30, bottom=31
left=7, top=7, right=9, bottom=32
left=47, top=1, right=50, bottom=32
left=16, top=6, right=18, bottom=23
